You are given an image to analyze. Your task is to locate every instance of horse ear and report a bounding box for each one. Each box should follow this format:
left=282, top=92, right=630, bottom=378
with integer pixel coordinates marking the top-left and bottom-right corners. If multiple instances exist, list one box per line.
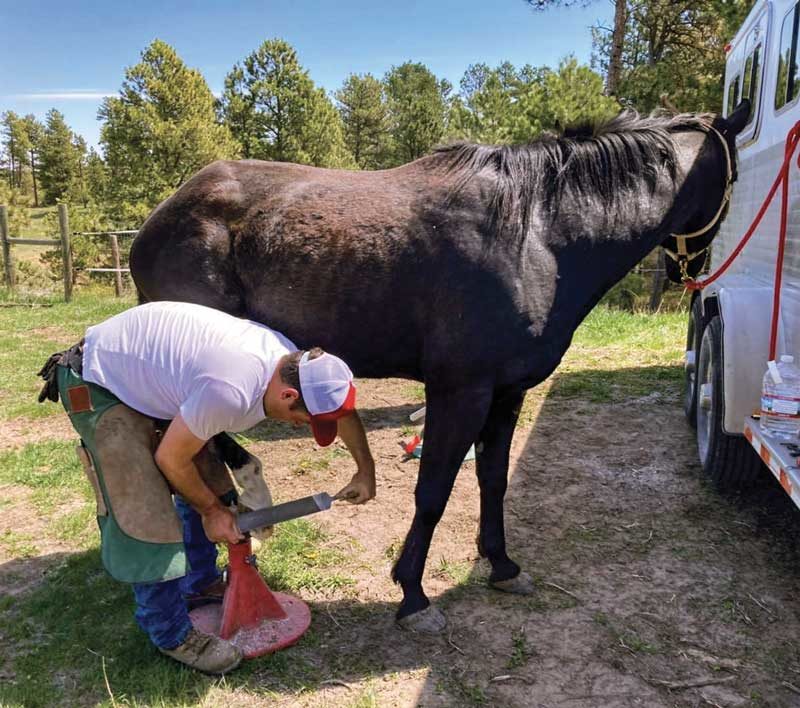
left=724, top=98, right=752, bottom=137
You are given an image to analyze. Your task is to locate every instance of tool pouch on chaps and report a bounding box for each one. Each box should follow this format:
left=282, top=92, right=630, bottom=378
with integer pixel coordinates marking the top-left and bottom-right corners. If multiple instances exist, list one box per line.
left=57, top=365, right=188, bottom=584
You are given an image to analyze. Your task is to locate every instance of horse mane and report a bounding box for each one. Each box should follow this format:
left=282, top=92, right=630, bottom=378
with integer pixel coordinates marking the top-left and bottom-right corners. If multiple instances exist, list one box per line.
left=431, top=110, right=715, bottom=240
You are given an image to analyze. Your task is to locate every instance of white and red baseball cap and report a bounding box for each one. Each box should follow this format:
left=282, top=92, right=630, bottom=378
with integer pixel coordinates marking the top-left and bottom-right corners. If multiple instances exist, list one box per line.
left=298, top=351, right=356, bottom=446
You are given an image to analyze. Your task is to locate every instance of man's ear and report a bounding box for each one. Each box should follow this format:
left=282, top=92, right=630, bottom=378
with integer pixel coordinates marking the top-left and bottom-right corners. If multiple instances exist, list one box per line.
left=280, top=387, right=300, bottom=402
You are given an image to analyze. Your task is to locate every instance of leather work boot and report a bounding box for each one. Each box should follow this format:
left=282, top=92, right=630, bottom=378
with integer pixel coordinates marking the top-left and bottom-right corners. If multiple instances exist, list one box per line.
left=159, top=628, right=242, bottom=674
left=185, top=576, right=227, bottom=610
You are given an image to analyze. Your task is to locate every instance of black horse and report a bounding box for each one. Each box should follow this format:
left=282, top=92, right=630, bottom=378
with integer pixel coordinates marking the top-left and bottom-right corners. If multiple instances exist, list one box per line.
left=130, top=102, right=751, bottom=632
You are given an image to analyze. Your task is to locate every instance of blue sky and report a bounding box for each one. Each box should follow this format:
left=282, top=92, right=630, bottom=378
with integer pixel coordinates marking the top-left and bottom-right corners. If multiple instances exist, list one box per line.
left=0, top=0, right=611, bottom=151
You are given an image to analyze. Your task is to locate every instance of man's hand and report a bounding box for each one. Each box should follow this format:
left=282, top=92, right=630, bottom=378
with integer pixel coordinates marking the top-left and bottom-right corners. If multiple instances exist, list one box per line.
left=201, top=504, right=244, bottom=544
left=335, top=412, right=376, bottom=504
left=335, top=470, right=376, bottom=505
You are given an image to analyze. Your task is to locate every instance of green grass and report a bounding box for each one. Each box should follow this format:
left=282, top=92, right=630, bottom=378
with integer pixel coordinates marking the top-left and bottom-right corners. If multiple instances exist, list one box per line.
left=433, top=556, right=477, bottom=586
left=291, top=446, right=348, bottom=475
left=0, top=440, right=100, bottom=546
left=0, top=292, right=695, bottom=706
left=0, top=518, right=351, bottom=707
left=257, top=519, right=355, bottom=593
left=404, top=382, right=425, bottom=402
left=0, top=440, right=85, bottom=491
left=549, top=306, right=687, bottom=403
left=0, top=529, right=39, bottom=557
left=506, top=627, right=536, bottom=670
left=0, top=547, right=319, bottom=707
left=19, top=207, right=57, bottom=238
left=0, top=288, right=134, bottom=420
left=571, top=306, right=687, bottom=350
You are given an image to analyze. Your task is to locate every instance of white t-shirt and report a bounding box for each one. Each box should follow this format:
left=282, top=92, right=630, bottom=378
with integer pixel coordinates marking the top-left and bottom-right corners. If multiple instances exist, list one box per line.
left=83, top=301, right=297, bottom=440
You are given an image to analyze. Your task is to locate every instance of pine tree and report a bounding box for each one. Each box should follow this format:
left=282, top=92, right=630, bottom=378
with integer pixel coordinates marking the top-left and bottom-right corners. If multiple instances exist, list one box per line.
left=219, top=65, right=260, bottom=159
left=38, top=109, right=81, bottom=205
left=99, top=39, right=240, bottom=224
left=299, top=87, right=356, bottom=168
left=71, top=135, right=89, bottom=206
left=1, top=112, right=31, bottom=191
left=384, top=63, right=451, bottom=164
left=447, top=59, right=617, bottom=145
left=85, top=149, right=109, bottom=204
left=220, top=39, right=353, bottom=168
left=449, top=64, right=518, bottom=143
left=335, top=73, right=392, bottom=169
left=507, top=58, right=618, bottom=141
left=22, top=115, right=43, bottom=207
left=591, top=0, right=753, bottom=112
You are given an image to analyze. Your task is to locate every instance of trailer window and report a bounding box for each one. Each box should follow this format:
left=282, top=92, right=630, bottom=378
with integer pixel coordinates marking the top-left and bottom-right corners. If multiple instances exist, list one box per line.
left=775, top=3, right=800, bottom=110
left=742, top=45, right=761, bottom=125
left=726, top=74, right=741, bottom=116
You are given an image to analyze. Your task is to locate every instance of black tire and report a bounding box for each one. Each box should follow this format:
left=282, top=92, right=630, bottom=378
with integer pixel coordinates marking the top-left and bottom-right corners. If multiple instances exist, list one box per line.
left=683, top=297, right=704, bottom=427
left=695, top=316, right=763, bottom=490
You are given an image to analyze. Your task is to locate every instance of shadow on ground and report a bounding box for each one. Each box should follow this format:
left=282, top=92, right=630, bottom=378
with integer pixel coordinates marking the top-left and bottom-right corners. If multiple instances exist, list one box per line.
left=4, top=366, right=800, bottom=707
left=244, top=403, right=421, bottom=443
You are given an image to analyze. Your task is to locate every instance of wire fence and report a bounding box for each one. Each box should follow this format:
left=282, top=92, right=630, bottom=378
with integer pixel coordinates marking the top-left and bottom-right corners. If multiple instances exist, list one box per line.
left=0, top=204, right=137, bottom=301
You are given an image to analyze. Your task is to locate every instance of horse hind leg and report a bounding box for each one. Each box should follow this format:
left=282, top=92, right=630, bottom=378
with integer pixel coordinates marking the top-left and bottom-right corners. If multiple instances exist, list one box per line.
left=476, top=389, right=534, bottom=595
left=211, top=433, right=273, bottom=539
left=392, top=383, right=493, bottom=633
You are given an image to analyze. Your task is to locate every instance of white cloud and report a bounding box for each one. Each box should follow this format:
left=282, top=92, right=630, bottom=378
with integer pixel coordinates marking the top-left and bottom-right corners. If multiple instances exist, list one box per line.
left=4, top=91, right=114, bottom=100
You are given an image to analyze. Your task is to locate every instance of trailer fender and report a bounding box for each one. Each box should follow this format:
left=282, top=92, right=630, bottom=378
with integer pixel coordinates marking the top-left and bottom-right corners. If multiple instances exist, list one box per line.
left=713, top=286, right=789, bottom=434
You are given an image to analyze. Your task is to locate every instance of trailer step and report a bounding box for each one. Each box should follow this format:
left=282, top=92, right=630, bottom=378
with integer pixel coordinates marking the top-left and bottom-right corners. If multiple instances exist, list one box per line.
left=743, top=417, right=800, bottom=509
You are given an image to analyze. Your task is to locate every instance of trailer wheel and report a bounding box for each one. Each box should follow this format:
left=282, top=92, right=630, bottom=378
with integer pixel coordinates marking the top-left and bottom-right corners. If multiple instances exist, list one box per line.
left=696, top=316, right=762, bottom=489
left=683, top=297, right=704, bottom=427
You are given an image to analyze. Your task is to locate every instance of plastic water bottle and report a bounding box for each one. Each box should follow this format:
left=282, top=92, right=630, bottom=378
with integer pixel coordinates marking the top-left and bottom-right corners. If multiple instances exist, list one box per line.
left=761, top=355, right=800, bottom=440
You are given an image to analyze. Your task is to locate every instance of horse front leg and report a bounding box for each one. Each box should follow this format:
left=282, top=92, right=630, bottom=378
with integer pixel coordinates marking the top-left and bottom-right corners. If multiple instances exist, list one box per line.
left=476, top=389, right=534, bottom=594
left=392, top=383, right=493, bottom=633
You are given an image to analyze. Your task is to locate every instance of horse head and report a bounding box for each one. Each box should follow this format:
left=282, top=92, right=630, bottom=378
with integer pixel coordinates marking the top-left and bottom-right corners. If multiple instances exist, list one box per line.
left=662, top=99, right=752, bottom=283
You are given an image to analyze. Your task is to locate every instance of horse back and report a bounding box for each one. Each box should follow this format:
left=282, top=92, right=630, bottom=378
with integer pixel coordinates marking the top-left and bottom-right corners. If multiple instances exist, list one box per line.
left=130, top=159, right=526, bottom=380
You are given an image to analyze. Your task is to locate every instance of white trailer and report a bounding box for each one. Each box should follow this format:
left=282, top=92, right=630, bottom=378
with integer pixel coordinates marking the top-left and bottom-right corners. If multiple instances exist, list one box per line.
left=685, top=0, right=800, bottom=500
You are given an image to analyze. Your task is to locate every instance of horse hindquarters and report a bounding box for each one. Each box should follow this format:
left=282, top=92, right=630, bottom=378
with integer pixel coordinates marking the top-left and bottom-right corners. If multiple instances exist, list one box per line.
left=130, top=206, right=244, bottom=315
left=392, top=383, right=493, bottom=623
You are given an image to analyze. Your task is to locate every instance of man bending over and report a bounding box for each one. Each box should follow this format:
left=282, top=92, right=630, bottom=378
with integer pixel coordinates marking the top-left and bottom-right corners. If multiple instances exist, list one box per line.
left=38, top=301, right=375, bottom=674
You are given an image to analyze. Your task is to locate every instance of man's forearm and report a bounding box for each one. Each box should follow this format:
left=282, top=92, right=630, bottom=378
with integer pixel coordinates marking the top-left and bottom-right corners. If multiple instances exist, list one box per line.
left=155, top=453, right=222, bottom=513
left=337, top=412, right=374, bottom=475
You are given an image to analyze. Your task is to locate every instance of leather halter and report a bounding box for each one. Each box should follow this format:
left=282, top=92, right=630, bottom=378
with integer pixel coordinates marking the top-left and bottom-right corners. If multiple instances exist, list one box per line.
left=663, top=125, right=734, bottom=281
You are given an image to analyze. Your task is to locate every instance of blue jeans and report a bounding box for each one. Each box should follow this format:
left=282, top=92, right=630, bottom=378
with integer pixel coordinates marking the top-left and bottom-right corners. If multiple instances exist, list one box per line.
left=132, top=496, right=221, bottom=650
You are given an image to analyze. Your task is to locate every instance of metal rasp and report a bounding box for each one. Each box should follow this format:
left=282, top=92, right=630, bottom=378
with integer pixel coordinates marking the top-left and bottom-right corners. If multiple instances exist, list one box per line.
left=236, top=492, right=334, bottom=533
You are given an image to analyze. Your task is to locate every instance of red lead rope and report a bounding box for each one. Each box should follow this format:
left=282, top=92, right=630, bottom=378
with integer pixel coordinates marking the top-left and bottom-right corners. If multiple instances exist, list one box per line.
left=684, top=120, right=800, bottom=361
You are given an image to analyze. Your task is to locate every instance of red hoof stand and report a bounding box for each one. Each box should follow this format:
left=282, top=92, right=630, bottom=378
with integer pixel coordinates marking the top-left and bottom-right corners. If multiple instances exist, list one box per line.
left=189, top=538, right=311, bottom=659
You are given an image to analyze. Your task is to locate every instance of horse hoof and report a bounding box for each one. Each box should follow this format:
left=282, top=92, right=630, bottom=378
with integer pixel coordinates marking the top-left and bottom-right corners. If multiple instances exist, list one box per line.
left=491, top=571, right=535, bottom=595
left=475, top=534, right=487, bottom=558
left=396, top=605, right=447, bottom=634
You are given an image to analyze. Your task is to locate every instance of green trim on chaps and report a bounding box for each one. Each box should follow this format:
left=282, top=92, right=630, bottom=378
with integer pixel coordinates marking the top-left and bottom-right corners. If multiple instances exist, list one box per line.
left=57, top=365, right=188, bottom=584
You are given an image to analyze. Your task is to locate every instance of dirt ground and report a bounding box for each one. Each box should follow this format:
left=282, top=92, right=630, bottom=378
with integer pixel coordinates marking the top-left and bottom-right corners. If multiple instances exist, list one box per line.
left=4, top=372, right=800, bottom=707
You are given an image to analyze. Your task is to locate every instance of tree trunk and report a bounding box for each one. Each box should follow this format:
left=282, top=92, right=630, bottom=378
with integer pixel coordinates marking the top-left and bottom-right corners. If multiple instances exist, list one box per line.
left=78, top=159, right=87, bottom=207
left=30, top=148, right=38, bottom=207
left=649, top=249, right=668, bottom=312
left=8, top=137, right=15, bottom=189
left=607, top=0, right=628, bottom=96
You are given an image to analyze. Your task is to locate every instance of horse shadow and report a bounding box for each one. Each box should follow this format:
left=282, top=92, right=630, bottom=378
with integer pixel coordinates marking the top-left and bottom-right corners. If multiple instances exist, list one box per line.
left=243, top=403, right=421, bottom=443
left=5, top=364, right=800, bottom=706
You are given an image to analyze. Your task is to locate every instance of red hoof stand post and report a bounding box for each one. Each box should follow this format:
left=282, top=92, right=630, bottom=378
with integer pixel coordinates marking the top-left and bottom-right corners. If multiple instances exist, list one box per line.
left=189, top=538, right=311, bottom=659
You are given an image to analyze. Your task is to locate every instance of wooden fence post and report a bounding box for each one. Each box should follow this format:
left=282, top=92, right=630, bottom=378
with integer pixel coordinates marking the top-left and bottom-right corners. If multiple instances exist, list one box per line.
left=58, top=204, right=73, bottom=302
left=110, top=233, right=123, bottom=297
left=0, top=205, right=14, bottom=290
